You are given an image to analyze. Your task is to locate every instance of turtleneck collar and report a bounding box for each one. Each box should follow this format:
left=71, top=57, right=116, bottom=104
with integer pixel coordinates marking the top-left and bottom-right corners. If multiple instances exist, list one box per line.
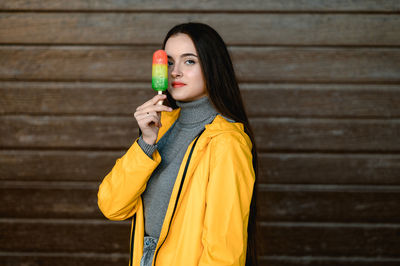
left=175, top=96, right=218, bottom=125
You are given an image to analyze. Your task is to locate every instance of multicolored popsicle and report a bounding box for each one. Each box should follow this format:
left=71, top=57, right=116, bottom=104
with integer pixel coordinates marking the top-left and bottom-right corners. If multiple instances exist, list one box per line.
left=152, top=50, right=168, bottom=103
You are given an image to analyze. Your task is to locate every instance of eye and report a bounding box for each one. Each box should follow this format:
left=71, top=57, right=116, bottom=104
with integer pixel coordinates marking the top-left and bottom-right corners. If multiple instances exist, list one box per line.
left=185, top=59, right=195, bottom=65
left=168, top=61, right=173, bottom=67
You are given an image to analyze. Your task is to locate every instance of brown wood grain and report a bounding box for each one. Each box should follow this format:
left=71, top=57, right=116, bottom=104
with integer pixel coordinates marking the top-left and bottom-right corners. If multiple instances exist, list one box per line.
left=0, top=219, right=131, bottom=252
left=1, top=183, right=399, bottom=223
left=2, top=82, right=399, bottom=118
left=240, top=83, right=400, bottom=118
left=258, top=222, right=400, bottom=257
left=0, top=45, right=152, bottom=82
left=2, top=255, right=399, bottom=266
left=0, top=184, right=102, bottom=219
left=0, top=0, right=399, bottom=11
left=3, top=254, right=400, bottom=266
left=259, top=256, right=400, bottom=266
left=2, top=151, right=399, bottom=184
left=231, top=47, right=400, bottom=83
left=2, top=219, right=399, bottom=257
left=0, top=115, right=138, bottom=149
left=0, top=82, right=155, bottom=115
left=252, top=117, right=400, bottom=152
left=2, top=254, right=129, bottom=266
left=259, top=184, right=400, bottom=222
left=0, top=150, right=124, bottom=181
left=1, top=46, right=399, bottom=83
left=259, top=153, right=400, bottom=185
left=2, top=254, right=400, bottom=266
left=1, top=116, right=399, bottom=151
left=1, top=13, right=400, bottom=45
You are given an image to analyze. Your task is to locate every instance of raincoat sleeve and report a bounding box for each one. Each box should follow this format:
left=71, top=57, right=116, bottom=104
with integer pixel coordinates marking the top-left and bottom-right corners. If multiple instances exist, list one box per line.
left=198, top=133, right=255, bottom=266
left=97, top=139, right=161, bottom=220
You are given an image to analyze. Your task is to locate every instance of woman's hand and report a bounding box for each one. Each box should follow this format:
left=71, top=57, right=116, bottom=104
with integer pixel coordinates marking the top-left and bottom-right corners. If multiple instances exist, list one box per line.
left=134, top=94, right=172, bottom=145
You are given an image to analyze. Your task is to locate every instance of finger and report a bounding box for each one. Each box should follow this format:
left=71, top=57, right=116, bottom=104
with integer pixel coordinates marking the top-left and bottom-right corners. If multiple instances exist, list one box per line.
left=134, top=108, right=169, bottom=120
left=136, top=94, right=167, bottom=111
left=136, top=105, right=172, bottom=116
left=137, top=113, right=160, bottom=126
left=134, top=107, right=164, bottom=119
left=134, top=112, right=149, bottom=121
left=147, top=113, right=162, bottom=127
left=135, top=111, right=157, bottom=120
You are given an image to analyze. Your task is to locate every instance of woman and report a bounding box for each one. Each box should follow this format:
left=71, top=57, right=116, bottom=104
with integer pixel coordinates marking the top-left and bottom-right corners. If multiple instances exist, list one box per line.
left=98, top=22, right=258, bottom=266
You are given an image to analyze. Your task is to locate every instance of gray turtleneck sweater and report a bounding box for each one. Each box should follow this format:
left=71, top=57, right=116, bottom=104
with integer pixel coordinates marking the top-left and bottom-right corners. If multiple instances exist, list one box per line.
left=137, top=96, right=218, bottom=239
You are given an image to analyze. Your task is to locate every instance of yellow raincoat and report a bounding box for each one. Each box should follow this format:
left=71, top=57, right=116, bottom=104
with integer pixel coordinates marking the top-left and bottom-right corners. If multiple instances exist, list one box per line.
left=98, top=108, right=255, bottom=266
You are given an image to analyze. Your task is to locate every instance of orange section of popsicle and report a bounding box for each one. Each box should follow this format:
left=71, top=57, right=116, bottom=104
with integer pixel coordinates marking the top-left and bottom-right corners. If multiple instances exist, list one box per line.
left=152, top=50, right=168, bottom=64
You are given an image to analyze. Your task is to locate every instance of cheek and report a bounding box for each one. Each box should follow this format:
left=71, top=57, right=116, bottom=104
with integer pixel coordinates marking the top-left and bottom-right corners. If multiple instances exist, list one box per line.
left=190, top=67, right=205, bottom=85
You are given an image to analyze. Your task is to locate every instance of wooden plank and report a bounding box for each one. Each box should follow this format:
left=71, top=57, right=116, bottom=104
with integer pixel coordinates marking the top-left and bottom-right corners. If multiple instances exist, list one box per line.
left=258, top=184, right=400, bottom=222
left=0, top=45, right=151, bottom=82
left=259, top=256, right=400, bottom=266
left=2, top=151, right=399, bottom=185
left=0, top=0, right=399, bottom=12
left=0, top=82, right=154, bottom=115
left=2, top=219, right=399, bottom=257
left=240, top=83, right=400, bottom=118
left=2, top=253, right=128, bottom=266
left=0, top=219, right=131, bottom=252
left=259, top=222, right=400, bottom=257
left=0, top=184, right=102, bottom=219
left=1, top=183, right=399, bottom=222
left=0, top=150, right=123, bottom=181
left=2, top=13, right=400, bottom=46
left=2, top=82, right=400, bottom=118
left=231, top=47, right=400, bottom=83
left=1, top=116, right=399, bottom=151
left=1, top=46, right=400, bottom=83
left=259, top=153, right=400, bottom=185
left=0, top=115, right=138, bottom=149
left=2, top=254, right=400, bottom=266
left=252, top=117, right=400, bottom=152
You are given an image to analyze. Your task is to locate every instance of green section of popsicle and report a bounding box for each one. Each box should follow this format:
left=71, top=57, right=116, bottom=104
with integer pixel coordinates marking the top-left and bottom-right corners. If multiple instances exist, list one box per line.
left=152, top=64, right=168, bottom=91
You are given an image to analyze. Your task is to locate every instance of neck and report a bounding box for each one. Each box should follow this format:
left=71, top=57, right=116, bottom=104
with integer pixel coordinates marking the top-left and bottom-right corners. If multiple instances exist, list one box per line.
left=176, top=97, right=218, bottom=125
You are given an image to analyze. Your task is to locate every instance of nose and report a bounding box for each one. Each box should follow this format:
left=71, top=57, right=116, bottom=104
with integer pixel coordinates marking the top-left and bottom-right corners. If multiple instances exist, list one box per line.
left=171, top=63, right=182, bottom=78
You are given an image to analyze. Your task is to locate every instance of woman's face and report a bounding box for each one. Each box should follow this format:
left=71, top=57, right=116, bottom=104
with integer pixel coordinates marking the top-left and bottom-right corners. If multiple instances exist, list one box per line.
left=164, top=33, right=206, bottom=102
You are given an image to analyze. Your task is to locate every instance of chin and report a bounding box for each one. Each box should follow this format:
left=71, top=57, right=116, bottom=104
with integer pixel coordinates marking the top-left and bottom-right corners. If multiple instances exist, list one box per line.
left=169, top=90, right=189, bottom=101
left=168, top=88, right=206, bottom=102
left=173, top=96, right=193, bottom=102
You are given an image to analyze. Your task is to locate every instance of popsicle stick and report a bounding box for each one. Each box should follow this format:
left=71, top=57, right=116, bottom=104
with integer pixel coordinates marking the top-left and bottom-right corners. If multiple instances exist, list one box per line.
left=157, top=90, right=163, bottom=105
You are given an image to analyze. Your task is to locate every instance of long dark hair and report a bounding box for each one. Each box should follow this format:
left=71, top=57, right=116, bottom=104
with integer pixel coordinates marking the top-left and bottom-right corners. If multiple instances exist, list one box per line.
left=162, top=22, right=259, bottom=266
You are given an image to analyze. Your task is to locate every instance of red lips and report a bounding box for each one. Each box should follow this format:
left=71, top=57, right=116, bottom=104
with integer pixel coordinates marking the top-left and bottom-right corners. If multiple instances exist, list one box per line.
left=172, top=81, right=186, bottom=88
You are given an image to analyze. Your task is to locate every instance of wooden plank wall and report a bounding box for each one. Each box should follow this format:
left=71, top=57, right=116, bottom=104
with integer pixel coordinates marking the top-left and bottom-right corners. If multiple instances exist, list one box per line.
left=1, top=1, right=400, bottom=265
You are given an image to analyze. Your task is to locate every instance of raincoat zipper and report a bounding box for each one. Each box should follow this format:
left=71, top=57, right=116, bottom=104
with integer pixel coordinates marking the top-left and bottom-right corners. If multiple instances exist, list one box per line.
left=129, top=213, right=136, bottom=266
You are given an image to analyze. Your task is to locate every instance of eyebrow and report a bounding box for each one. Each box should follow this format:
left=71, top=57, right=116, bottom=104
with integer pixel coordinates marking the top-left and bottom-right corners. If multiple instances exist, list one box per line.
left=168, top=53, right=198, bottom=59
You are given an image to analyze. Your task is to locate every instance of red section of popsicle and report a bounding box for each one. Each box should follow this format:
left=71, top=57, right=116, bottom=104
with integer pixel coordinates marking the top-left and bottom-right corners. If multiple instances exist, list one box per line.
left=152, top=50, right=168, bottom=65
